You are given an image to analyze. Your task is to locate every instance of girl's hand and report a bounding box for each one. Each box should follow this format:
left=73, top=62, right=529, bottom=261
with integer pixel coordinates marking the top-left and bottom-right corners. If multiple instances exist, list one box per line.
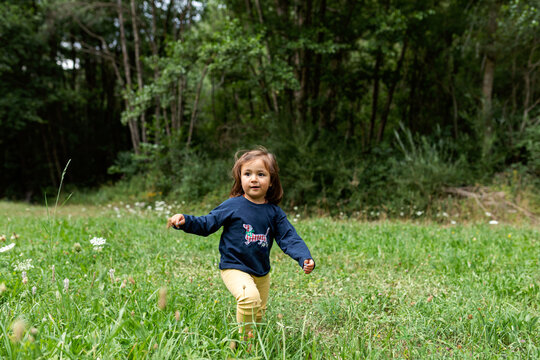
left=167, top=214, right=185, bottom=229
left=303, top=259, right=315, bottom=274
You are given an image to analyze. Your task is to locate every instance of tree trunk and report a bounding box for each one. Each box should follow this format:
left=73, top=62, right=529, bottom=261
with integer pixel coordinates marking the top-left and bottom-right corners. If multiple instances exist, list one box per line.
left=41, top=129, right=58, bottom=188
left=252, top=0, right=279, bottom=114
left=170, top=82, right=178, bottom=131
left=130, top=0, right=146, bottom=144
left=117, top=0, right=140, bottom=154
left=150, top=0, right=162, bottom=143
left=521, top=45, right=540, bottom=133
left=293, top=0, right=312, bottom=124
left=368, top=49, right=383, bottom=146
left=377, top=41, right=407, bottom=143
left=162, top=106, right=171, bottom=137
left=480, top=1, right=499, bottom=157
left=187, top=62, right=210, bottom=148
left=177, top=77, right=185, bottom=130
left=311, top=0, right=326, bottom=126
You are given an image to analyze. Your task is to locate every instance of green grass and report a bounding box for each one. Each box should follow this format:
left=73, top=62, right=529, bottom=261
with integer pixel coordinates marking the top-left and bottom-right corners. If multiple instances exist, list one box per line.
left=0, top=201, right=538, bottom=359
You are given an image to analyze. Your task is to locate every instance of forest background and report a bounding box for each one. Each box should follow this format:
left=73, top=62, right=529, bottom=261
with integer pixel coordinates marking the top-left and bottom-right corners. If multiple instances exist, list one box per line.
left=1, top=0, right=539, bottom=219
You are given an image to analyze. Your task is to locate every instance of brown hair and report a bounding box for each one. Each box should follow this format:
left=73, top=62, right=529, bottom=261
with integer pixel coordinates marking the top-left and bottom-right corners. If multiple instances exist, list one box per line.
left=230, top=146, right=283, bottom=204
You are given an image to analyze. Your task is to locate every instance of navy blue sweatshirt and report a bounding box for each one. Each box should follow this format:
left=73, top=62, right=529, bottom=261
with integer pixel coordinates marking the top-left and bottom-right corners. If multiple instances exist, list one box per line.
left=175, top=196, right=313, bottom=276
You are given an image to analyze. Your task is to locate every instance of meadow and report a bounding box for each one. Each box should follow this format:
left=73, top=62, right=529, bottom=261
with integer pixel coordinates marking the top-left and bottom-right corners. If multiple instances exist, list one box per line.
left=0, top=200, right=538, bottom=359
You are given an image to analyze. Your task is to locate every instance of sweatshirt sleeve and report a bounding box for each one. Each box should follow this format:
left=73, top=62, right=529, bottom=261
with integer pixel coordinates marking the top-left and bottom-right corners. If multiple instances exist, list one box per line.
left=175, top=201, right=234, bottom=237
left=274, top=208, right=314, bottom=269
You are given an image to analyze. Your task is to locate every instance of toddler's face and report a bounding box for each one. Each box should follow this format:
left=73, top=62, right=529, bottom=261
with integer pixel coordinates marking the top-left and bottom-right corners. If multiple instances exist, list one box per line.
left=240, top=158, right=271, bottom=204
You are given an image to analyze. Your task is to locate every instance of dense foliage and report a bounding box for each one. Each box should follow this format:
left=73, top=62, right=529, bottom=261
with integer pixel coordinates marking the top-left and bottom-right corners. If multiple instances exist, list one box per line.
left=1, top=0, right=539, bottom=211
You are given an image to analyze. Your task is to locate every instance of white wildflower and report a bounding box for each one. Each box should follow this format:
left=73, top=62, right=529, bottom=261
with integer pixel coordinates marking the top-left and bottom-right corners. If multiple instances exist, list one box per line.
left=63, top=278, right=69, bottom=292
left=416, top=211, right=423, bottom=216
left=90, top=237, right=106, bottom=251
left=51, top=265, right=55, bottom=282
left=22, top=271, right=28, bottom=285
left=442, top=212, right=449, bottom=217
left=0, top=243, right=15, bottom=253
left=13, top=259, right=34, bottom=272
left=451, top=220, right=457, bottom=225
left=485, top=212, right=492, bottom=217
left=0, top=283, right=6, bottom=293
left=489, top=220, right=498, bottom=225
left=109, top=268, right=115, bottom=283
left=32, top=286, right=37, bottom=295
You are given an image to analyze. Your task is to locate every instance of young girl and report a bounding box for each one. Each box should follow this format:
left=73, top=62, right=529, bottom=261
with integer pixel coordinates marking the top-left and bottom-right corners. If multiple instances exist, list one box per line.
left=167, top=147, right=315, bottom=338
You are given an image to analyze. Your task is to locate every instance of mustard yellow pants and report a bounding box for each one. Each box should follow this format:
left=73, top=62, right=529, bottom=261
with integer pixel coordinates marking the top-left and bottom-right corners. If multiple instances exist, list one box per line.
left=220, top=269, right=270, bottom=333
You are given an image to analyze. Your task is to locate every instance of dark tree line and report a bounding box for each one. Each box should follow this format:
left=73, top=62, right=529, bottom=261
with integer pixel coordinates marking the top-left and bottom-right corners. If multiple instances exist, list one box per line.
left=1, top=0, right=538, bottom=206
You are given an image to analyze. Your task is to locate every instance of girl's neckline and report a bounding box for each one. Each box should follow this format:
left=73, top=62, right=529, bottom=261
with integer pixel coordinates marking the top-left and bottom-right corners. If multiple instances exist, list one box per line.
left=242, top=194, right=269, bottom=205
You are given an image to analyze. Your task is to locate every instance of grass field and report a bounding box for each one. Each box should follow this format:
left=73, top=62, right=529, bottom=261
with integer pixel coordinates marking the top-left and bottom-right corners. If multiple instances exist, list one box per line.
left=0, top=200, right=539, bottom=359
